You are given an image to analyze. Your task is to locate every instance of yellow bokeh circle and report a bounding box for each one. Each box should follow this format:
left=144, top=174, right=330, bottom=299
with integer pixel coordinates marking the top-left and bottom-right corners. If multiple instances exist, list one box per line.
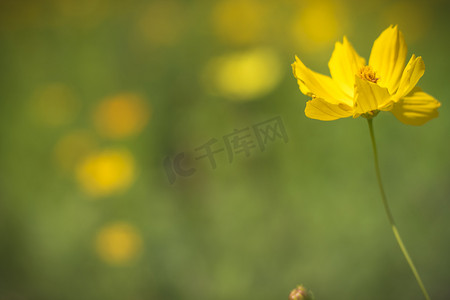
left=93, top=93, right=150, bottom=139
left=95, top=222, right=142, bottom=265
left=291, top=1, right=345, bottom=51
left=76, top=149, right=135, bottom=197
left=212, top=0, right=267, bottom=45
left=30, top=83, right=81, bottom=127
left=135, top=0, right=184, bottom=46
left=204, top=48, right=283, bottom=101
left=54, top=130, right=98, bottom=173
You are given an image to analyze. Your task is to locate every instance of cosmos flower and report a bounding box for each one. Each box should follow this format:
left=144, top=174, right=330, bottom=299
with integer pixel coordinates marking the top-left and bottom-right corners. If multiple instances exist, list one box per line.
left=292, top=25, right=441, bottom=125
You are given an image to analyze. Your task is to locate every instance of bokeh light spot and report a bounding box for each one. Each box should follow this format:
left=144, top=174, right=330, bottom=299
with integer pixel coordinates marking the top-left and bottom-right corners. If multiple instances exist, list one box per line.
left=135, top=0, right=185, bottom=47
left=30, top=83, right=81, bottom=127
left=93, top=93, right=150, bottom=139
left=76, top=149, right=135, bottom=197
left=291, top=1, right=345, bottom=50
left=54, top=130, right=98, bottom=173
left=212, top=0, right=267, bottom=45
left=0, top=1, right=44, bottom=31
left=204, top=48, right=283, bottom=101
left=95, top=222, right=142, bottom=265
left=383, top=1, right=431, bottom=42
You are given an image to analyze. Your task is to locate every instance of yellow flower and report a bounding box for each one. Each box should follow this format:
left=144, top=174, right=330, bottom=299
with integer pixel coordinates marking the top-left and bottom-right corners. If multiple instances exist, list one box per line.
left=212, top=0, right=267, bottom=45
left=76, top=149, right=135, bottom=197
left=95, top=222, right=142, bottom=265
left=203, top=48, right=282, bottom=101
left=30, top=83, right=81, bottom=127
left=93, top=93, right=150, bottom=139
left=54, top=130, right=97, bottom=173
left=292, top=25, right=441, bottom=125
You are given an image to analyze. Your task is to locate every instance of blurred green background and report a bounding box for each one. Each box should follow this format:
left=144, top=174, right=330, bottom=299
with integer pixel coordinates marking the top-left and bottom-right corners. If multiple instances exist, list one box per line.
left=1, top=0, right=449, bottom=299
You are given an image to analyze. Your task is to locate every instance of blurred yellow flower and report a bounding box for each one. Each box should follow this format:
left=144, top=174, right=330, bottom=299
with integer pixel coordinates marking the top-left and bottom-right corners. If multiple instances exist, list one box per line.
left=290, top=1, right=345, bottom=51
left=204, top=48, right=282, bottom=101
left=135, top=0, right=184, bottom=47
left=51, top=0, right=111, bottom=27
left=30, top=83, right=81, bottom=127
left=292, top=25, right=441, bottom=125
left=212, top=0, right=267, bottom=45
left=93, top=93, right=150, bottom=139
left=54, top=130, right=97, bottom=173
left=383, top=1, right=431, bottom=42
left=95, top=222, right=142, bottom=265
left=76, top=149, right=135, bottom=197
left=0, top=1, right=44, bottom=31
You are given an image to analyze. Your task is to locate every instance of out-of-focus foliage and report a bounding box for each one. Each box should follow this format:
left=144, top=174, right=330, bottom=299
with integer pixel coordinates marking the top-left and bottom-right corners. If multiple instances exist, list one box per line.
left=0, top=0, right=449, bottom=299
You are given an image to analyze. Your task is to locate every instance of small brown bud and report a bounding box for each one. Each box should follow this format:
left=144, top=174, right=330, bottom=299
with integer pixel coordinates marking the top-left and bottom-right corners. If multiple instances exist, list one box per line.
left=289, top=285, right=313, bottom=300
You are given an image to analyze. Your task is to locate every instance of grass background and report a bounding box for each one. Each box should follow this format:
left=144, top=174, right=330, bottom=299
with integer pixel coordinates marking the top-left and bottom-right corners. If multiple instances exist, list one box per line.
left=1, top=0, right=449, bottom=299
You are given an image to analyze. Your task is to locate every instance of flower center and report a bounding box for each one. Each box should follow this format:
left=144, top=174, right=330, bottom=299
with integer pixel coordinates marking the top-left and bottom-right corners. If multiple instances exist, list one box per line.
left=358, top=66, right=378, bottom=83
left=362, top=110, right=379, bottom=119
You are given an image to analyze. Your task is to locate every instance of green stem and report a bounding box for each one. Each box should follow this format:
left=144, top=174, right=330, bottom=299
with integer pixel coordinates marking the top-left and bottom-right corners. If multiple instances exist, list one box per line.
left=367, top=118, right=430, bottom=300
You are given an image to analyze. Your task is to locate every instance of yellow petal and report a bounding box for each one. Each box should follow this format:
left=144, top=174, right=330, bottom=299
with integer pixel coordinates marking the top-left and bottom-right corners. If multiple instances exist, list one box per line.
left=391, top=87, right=441, bottom=126
left=292, top=56, right=353, bottom=106
left=328, top=36, right=366, bottom=97
left=368, top=25, right=407, bottom=94
left=394, top=55, right=425, bottom=100
left=305, top=97, right=353, bottom=121
left=353, top=76, right=391, bottom=114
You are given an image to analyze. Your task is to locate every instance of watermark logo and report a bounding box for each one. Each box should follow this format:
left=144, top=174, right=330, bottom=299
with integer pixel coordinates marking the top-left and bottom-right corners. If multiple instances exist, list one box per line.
left=163, top=116, right=288, bottom=184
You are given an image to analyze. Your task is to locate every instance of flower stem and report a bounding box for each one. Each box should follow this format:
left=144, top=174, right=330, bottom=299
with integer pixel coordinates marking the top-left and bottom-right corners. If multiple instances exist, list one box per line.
left=367, top=118, right=431, bottom=300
